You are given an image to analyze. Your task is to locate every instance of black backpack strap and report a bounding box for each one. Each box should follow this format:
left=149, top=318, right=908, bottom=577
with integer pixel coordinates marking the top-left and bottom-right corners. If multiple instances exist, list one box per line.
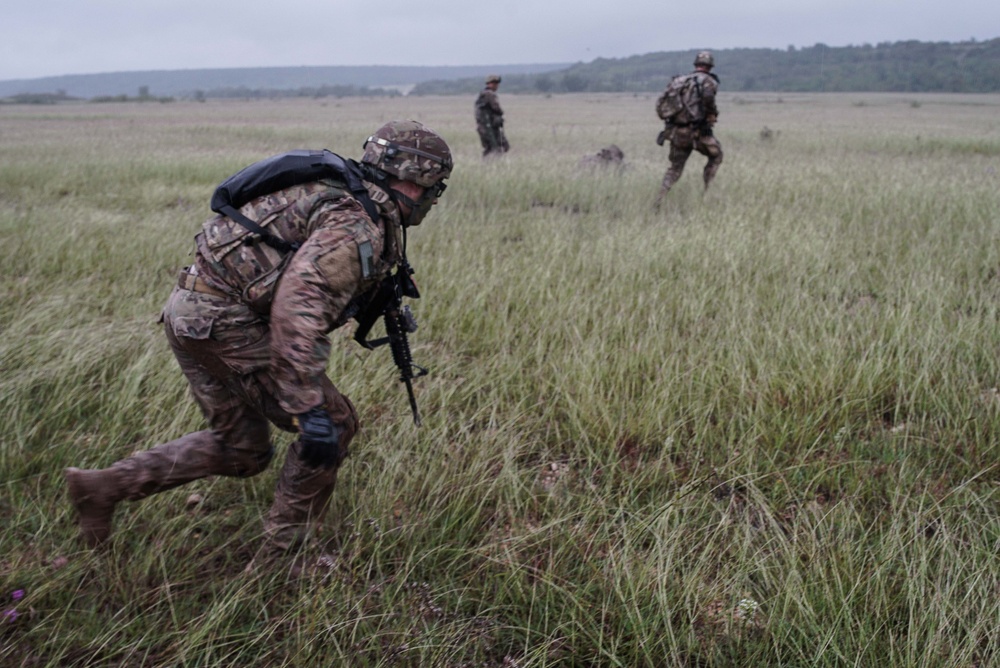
left=343, top=160, right=382, bottom=225
left=218, top=204, right=300, bottom=254
left=694, top=74, right=704, bottom=121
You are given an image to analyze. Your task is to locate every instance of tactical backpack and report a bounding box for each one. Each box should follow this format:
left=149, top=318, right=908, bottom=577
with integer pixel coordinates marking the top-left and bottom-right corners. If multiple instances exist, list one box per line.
left=655, top=73, right=704, bottom=124
left=210, top=149, right=380, bottom=254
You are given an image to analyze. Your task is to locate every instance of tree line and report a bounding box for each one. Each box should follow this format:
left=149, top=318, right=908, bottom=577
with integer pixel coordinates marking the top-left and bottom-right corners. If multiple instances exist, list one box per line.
left=411, top=39, right=1000, bottom=95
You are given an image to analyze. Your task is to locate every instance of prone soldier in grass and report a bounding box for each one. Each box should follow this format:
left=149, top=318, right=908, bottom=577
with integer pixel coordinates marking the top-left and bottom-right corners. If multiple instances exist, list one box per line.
left=65, top=120, right=453, bottom=570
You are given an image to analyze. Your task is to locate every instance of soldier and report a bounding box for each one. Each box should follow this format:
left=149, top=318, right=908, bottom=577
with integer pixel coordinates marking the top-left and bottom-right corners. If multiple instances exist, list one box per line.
left=475, top=74, right=509, bottom=157
left=654, top=51, right=723, bottom=209
left=64, top=120, right=453, bottom=571
left=579, top=144, right=626, bottom=171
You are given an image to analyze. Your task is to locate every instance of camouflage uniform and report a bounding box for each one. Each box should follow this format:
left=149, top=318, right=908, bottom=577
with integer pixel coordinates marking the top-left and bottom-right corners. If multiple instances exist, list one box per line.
left=66, top=122, right=452, bottom=565
left=475, top=75, right=508, bottom=157
left=579, top=144, right=626, bottom=171
left=656, top=56, right=723, bottom=206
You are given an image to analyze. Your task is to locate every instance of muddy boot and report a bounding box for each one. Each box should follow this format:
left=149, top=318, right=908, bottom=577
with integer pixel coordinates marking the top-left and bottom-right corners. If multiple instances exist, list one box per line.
left=65, top=467, right=122, bottom=548
left=66, top=430, right=264, bottom=547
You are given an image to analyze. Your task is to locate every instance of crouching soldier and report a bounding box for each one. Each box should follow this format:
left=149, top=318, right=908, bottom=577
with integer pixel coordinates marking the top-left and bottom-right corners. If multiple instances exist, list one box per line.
left=65, top=120, right=453, bottom=571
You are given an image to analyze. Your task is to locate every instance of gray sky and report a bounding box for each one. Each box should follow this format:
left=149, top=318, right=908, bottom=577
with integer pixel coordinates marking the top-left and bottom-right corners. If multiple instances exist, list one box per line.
left=2, top=0, right=997, bottom=81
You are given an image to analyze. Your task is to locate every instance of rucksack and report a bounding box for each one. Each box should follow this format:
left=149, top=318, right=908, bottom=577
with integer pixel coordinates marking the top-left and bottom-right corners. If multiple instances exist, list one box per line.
left=210, top=149, right=380, bottom=254
left=655, top=73, right=703, bottom=123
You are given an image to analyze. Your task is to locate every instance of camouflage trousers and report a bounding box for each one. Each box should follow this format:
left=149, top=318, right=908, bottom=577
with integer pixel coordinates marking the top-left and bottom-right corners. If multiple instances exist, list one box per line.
left=93, top=286, right=358, bottom=556
left=476, top=123, right=509, bottom=157
left=658, top=126, right=724, bottom=198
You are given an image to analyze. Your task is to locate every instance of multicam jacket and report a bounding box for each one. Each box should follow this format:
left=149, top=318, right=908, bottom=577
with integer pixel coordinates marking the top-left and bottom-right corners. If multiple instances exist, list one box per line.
left=474, top=88, right=504, bottom=128
left=190, top=178, right=403, bottom=414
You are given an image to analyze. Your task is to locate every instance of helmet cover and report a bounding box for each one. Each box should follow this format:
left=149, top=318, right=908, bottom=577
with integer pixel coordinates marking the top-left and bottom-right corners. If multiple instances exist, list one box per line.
left=694, top=51, right=715, bottom=68
left=362, top=120, right=453, bottom=188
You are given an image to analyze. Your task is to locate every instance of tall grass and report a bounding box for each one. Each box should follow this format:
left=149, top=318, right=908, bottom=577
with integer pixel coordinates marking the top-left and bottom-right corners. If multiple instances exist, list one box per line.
left=2, top=93, right=999, bottom=666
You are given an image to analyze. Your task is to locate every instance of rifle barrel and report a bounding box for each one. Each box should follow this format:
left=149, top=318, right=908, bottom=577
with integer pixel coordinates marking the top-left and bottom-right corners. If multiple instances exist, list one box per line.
left=404, top=377, right=421, bottom=426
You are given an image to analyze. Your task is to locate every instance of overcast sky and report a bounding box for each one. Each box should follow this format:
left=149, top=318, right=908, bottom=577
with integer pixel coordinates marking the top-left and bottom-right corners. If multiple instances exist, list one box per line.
left=2, top=1, right=997, bottom=81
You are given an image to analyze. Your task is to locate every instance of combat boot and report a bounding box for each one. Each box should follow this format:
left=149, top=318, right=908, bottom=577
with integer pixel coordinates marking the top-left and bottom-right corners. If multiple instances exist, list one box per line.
left=65, top=430, right=258, bottom=547
left=65, top=466, right=123, bottom=547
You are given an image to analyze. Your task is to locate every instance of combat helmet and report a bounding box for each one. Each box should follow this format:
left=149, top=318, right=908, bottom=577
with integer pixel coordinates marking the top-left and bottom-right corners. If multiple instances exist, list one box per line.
left=694, top=51, right=714, bottom=68
left=485, top=74, right=502, bottom=85
left=362, top=120, right=453, bottom=189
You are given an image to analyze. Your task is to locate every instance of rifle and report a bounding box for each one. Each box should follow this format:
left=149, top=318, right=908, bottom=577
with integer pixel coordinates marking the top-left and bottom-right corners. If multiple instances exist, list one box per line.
left=498, top=124, right=510, bottom=153
left=353, top=260, right=428, bottom=425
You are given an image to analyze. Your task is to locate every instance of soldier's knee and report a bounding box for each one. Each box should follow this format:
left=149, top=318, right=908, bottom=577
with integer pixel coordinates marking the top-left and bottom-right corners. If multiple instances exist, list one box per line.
left=218, top=420, right=275, bottom=477
left=306, top=391, right=360, bottom=469
left=705, top=139, right=723, bottom=161
left=326, top=390, right=360, bottom=442
left=329, top=413, right=358, bottom=468
left=229, top=445, right=275, bottom=477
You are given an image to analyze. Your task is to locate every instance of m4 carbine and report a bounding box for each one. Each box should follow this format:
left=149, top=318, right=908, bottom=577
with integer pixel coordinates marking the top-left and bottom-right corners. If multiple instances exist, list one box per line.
left=353, top=261, right=428, bottom=425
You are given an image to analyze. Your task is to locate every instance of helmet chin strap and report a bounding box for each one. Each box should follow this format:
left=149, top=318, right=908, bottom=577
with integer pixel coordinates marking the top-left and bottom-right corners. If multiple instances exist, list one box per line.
left=356, top=163, right=421, bottom=229
left=385, top=185, right=435, bottom=229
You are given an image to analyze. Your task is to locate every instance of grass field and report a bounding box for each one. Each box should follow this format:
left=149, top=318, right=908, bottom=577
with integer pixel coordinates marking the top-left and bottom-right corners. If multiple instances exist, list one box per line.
left=1, top=91, right=999, bottom=666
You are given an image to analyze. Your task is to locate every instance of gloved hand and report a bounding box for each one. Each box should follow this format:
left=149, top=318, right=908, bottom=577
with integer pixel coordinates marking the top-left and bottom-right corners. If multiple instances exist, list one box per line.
left=656, top=129, right=668, bottom=146
left=295, top=406, right=343, bottom=469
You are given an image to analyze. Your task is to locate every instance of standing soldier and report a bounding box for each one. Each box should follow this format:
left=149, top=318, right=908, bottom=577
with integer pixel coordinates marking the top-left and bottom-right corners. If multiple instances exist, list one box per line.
left=475, top=74, right=509, bottom=157
left=64, top=120, right=453, bottom=572
left=654, top=51, right=723, bottom=209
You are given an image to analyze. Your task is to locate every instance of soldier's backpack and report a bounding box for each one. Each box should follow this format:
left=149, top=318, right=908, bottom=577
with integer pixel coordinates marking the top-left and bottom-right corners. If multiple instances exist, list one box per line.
left=210, top=149, right=380, bottom=254
left=655, top=73, right=703, bottom=124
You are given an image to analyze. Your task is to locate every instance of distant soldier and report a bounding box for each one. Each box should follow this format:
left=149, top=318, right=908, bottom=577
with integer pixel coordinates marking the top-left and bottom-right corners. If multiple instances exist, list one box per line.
left=654, top=51, right=723, bottom=209
left=475, top=74, right=509, bottom=157
left=64, top=120, right=453, bottom=573
left=578, top=144, right=626, bottom=171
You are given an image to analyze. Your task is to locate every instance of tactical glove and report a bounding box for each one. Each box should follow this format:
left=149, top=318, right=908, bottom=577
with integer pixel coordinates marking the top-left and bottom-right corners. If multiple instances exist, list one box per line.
left=656, top=129, right=668, bottom=146
left=295, top=406, right=343, bottom=469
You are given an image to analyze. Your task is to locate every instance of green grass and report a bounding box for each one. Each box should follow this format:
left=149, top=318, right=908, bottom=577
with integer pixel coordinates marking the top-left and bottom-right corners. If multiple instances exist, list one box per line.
left=1, top=92, right=999, bottom=666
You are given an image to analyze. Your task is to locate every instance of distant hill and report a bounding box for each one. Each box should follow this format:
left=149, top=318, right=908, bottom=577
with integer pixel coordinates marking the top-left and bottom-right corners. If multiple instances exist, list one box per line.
left=413, top=38, right=1000, bottom=95
left=0, top=64, right=570, bottom=100
left=4, top=38, right=999, bottom=101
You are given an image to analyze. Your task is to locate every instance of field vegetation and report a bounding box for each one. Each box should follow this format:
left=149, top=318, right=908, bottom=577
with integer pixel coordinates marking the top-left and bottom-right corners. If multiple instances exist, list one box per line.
left=1, top=92, right=999, bottom=666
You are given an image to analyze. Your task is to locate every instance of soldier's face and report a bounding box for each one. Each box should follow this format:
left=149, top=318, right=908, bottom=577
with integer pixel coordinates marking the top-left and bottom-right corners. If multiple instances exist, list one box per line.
left=391, top=180, right=440, bottom=227
left=407, top=191, right=436, bottom=227
left=407, top=182, right=447, bottom=227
